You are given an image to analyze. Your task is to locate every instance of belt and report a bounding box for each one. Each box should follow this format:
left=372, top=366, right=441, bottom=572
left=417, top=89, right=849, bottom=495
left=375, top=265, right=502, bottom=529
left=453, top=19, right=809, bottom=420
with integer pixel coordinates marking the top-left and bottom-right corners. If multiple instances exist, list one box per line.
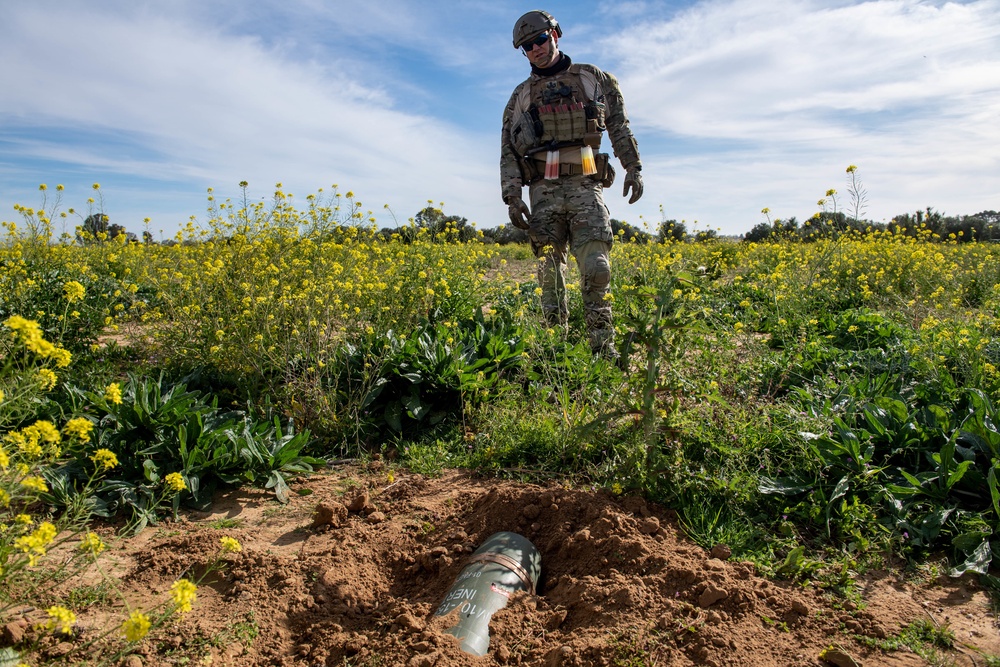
left=531, top=160, right=586, bottom=176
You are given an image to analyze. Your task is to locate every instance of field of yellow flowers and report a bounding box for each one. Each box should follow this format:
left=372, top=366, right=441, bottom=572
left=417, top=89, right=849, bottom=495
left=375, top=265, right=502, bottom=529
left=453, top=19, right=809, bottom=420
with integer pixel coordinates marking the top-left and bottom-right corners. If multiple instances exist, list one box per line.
left=2, top=185, right=1000, bottom=663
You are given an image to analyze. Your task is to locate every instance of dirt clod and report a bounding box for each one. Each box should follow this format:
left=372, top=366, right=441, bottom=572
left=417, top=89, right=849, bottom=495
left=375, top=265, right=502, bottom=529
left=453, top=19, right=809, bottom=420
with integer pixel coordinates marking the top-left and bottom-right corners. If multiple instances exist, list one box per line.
left=346, top=490, right=374, bottom=514
left=310, top=501, right=348, bottom=529
left=638, top=516, right=660, bottom=534
left=46, top=642, right=74, bottom=658
left=792, top=599, right=811, bottom=616
left=2, top=620, right=27, bottom=645
left=698, top=583, right=729, bottom=608
left=710, top=543, right=732, bottom=560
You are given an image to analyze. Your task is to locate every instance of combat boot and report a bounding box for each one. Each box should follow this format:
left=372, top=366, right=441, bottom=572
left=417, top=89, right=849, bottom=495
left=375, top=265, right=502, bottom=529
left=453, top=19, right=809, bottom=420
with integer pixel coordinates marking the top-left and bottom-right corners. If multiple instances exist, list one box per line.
left=589, top=329, right=624, bottom=368
left=544, top=308, right=569, bottom=333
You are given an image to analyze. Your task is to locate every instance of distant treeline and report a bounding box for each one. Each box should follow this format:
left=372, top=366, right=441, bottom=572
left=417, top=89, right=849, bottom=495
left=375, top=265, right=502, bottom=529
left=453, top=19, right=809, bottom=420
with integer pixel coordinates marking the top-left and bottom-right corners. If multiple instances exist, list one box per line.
left=742, top=208, right=1000, bottom=244
left=96, top=206, right=1000, bottom=247
left=380, top=206, right=1000, bottom=245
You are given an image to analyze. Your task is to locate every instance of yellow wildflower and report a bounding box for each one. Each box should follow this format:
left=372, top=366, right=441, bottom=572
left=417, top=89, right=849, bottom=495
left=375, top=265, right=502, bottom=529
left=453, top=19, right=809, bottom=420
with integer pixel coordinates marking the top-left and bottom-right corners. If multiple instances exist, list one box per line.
left=21, top=476, right=48, bottom=493
left=220, top=536, right=242, bottom=553
left=45, top=606, right=77, bottom=634
left=121, top=611, right=151, bottom=641
left=169, top=579, right=197, bottom=613
left=63, top=418, right=94, bottom=443
left=63, top=281, right=85, bottom=303
left=14, top=521, right=57, bottom=565
left=4, top=315, right=43, bottom=344
left=104, top=383, right=123, bottom=405
left=4, top=316, right=71, bottom=366
left=37, top=368, right=58, bottom=390
left=30, top=420, right=61, bottom=445
left=50, top=347, right=72, bottom=368
left=10, top=430, right=42, bottom=459
left=164, top=472, right=186, bottom=492
left=79, top=532, right=105, bottom=556
left=90, top=448, right=118, bottom=470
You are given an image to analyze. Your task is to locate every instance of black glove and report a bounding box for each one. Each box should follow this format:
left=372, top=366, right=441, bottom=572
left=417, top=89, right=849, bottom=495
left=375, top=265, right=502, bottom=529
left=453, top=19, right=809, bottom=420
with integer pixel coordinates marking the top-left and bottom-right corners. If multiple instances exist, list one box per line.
left=507, top=197, right=531, bottom=230
left=623, top=170, right=643, bottom=204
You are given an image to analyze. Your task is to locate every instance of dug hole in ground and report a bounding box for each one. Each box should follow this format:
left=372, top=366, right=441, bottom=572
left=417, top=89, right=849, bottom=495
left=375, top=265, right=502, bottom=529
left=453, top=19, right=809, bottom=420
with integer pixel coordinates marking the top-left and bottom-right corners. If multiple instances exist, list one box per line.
left=28, top=464, right=1000, bottom=666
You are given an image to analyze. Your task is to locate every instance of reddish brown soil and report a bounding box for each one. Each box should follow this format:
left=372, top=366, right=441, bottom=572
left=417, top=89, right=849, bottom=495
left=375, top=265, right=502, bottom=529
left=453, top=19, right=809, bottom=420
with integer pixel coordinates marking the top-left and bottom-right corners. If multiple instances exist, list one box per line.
left=13, top=464, right=1000, bottom=666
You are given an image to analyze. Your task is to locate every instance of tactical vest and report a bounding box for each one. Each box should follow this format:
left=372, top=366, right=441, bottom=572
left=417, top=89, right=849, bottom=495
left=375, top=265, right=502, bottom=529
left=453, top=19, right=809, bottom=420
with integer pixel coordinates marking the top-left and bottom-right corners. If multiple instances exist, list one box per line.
left=509, top=65, right=605, bottom=158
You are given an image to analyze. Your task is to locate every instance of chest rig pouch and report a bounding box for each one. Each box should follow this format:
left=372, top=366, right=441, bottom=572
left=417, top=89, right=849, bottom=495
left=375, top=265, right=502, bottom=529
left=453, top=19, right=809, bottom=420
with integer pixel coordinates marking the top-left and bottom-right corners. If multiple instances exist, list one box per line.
left=527, top=66, right=605, bottom=156
left=511, top=66, right=613, bottom=186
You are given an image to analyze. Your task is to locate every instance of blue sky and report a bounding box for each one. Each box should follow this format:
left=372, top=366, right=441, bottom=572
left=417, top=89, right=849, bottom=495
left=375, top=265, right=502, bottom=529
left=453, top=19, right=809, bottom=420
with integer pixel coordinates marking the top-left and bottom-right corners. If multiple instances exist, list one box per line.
left=2, top=0, right=998, bottom=239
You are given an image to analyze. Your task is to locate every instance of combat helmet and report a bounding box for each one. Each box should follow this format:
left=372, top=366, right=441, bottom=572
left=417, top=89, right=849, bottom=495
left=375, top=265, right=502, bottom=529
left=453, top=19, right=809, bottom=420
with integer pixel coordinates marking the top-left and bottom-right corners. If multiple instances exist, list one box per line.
left=512, top=10, right=562, bottom=49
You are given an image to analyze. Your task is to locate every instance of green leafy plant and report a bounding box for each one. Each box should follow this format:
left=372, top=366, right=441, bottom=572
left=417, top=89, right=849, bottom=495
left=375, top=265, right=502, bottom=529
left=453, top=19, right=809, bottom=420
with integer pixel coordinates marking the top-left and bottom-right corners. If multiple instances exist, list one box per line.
left=350, top=314, right=524, bottom=435
left=49, top=374, right=324, bottom=533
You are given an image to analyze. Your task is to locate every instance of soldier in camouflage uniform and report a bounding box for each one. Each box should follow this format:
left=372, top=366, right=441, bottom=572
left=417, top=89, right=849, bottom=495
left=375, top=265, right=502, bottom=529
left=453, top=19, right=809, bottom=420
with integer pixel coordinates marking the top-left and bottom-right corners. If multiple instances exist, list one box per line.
left=501, top=10, right=643, bottom=359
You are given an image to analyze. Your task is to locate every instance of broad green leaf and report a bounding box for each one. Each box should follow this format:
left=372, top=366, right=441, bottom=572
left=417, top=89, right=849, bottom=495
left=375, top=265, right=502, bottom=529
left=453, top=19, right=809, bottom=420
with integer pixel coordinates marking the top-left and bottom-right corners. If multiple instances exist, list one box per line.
left=949, top=538, right=993, bottom=577
left=404, top=392, right=427, bottom=420
left=862, top=405, right=890, bottom=438
left=877, top=397, right=908, bottom=422
left=945, top=460, right=973, bottom=491
left=758, top=477, right=813, bottom=495
left=829, top=476, right=850, bottom=504
left=142, top=459, right=159, bottom=482
left=0, top=647, right=23, bottom=667
left=360, top=378, right=387, bottom=409
left=776, top=546, right=806, bottom=575
left=988, top=467, right=1000, bottom=519
left=266, top=471, right=291, bottom=504
left=900, top=469, right=926, bottom=490
left=826, top=476, right=850, bottom=536
left=954, top=531, right=991, bottom=553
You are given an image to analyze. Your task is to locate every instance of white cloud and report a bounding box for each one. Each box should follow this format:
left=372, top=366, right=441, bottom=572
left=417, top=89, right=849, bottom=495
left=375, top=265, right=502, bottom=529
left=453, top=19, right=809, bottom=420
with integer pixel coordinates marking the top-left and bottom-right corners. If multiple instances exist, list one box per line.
left=616, top=0, right=1000, bottom=135
left=0, top=3, right=498, bottom=227
left=603, top=0, right=1000, bottom=229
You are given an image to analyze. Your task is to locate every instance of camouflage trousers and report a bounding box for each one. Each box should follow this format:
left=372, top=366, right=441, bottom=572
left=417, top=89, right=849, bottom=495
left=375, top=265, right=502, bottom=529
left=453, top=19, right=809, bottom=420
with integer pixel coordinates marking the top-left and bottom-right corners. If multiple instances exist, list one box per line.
left=527, top=174, right=614, bottom=354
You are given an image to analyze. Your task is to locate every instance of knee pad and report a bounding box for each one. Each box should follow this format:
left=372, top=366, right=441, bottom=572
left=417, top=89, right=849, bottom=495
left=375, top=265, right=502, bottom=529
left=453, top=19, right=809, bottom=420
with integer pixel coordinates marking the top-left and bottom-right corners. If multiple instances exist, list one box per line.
left=584, top=253, right=611, bottom=291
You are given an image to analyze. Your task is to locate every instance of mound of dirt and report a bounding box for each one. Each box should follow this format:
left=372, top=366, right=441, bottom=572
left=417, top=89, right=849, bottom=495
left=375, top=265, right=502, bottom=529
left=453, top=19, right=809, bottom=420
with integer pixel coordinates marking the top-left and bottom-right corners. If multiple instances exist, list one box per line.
left=15, top=465, right=1000, bottom=666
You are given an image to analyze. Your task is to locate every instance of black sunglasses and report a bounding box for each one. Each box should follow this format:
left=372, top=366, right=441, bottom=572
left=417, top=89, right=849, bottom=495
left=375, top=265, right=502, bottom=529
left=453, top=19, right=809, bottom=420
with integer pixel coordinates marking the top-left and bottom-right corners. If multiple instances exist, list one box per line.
left=521, top=32, right=550, bottom=53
